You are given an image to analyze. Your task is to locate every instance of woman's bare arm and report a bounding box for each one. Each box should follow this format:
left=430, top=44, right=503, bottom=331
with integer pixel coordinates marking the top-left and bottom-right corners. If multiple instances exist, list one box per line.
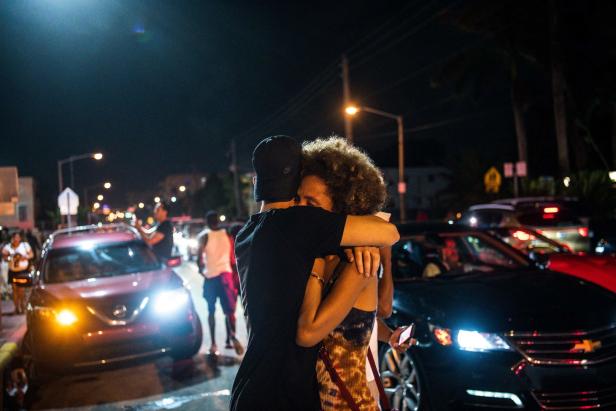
left=296, top=261, right=373, bottom=347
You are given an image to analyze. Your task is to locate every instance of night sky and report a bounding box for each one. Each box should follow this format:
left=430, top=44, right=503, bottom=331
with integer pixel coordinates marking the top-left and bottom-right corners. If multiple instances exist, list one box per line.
left=1, top=1, right=538, bottom=211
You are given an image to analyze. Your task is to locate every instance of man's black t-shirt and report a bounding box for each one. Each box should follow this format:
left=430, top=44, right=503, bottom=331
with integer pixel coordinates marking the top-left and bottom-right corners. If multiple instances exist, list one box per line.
left=230, top=206, right=346, bottom=411
left=152, top=220, right=174, bottom=259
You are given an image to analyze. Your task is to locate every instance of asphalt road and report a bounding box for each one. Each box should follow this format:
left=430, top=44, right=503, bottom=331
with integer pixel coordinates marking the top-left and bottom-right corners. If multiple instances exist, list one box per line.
left=26, top=262, right=247, bottom=411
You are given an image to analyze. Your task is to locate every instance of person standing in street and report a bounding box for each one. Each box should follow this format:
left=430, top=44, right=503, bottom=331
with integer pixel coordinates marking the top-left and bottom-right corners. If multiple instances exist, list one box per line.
left=197, top=211, right=244, bottom=356
left=230, top=135, right=399, bottom=411
left=134, top=202, right=174, bottom=260
left=1, top=232, right=34, bottom=314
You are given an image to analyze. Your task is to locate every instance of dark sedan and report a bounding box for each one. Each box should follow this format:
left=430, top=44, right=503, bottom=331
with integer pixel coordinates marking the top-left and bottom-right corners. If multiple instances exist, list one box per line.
left=381, top=223, right=616, bottom=410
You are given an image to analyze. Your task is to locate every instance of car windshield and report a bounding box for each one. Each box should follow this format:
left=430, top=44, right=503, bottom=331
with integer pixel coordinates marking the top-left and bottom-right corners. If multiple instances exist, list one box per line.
left=491, top=228, right=568, bottom=255
left=392, top=232, right=530, bottom=280
left=44, top=241, right=161, bottom=283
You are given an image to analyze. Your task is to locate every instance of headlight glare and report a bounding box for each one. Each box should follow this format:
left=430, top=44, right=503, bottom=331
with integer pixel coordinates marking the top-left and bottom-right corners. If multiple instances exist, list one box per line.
left=153, top=289, right=189, bottom=315
left=456, top=330, right=511, bottom=352
left=56, top=309, right=78, bottom=326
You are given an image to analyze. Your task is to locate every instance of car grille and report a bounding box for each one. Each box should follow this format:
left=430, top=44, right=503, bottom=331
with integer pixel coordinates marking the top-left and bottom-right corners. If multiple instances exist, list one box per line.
left=85, top=294, right=150, bottom=326
left=532, top=386, right=616, bottom=410
left=506, top=323, right=616, bottom=365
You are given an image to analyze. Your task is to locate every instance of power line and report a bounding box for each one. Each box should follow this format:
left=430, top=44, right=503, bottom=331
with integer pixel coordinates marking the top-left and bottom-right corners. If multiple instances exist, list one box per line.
left=360, top=105, right=509, bottom=140
left=346, top=0, right=438, bottom=63
left=350, top=1, right=462, bottom=69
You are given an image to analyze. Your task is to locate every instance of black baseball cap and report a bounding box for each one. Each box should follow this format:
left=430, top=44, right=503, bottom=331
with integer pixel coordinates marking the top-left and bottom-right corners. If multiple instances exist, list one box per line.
left=252, top=135, right=302, bottom=202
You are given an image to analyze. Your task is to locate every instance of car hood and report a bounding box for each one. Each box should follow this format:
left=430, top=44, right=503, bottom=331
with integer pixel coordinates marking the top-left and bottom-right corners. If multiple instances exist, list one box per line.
left=40, top=269, right=181, bottom=302
left=394, top=269, right=616, bottom=333
left=548, top=254, right=616, bottom=293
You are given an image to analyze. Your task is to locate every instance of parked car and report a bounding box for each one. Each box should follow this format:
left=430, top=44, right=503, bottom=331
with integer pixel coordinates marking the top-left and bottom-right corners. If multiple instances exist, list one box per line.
left=490, top=226, right=616, bottom=294
left=381, top=222, right=616, bottom=410
left=461, top=197, right=590, bottom=252
left=23, top=224, right=202, bottom=377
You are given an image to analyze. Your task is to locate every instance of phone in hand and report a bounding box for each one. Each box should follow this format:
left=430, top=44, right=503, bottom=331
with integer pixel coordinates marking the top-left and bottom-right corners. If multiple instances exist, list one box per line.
left=398, top=323, right=416, bottom=346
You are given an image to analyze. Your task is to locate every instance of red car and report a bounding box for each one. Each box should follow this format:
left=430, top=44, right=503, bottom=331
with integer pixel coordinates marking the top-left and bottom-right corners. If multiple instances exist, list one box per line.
left=23, top=224, right=202, bottom=377
left=491, top=226, right=616, bottom=293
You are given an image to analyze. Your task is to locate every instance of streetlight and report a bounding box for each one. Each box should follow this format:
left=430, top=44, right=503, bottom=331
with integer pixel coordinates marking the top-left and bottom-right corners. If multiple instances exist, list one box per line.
left=138, top=202, right=145, bottom=209
left=103, top=182, right=112, bottom=189
left=97, top=194, right=104, bottom=201
left=57, top=152, right=104, bottom=194
left=178, top=185, right=186, bottom=192
left=171, top=196, right=177, bottom=203
left=154, top=196, right=161, bottom=203
left=345, top=104, right=407, bottom=222
left=93, top=202, right=101, bottom=210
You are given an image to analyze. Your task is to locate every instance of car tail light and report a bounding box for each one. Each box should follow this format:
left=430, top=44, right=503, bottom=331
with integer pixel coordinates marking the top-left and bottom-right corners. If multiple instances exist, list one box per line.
left=578, top=227, right=589, bottom=237
left=542, top=213, right=556, bottom=220
left=166, top=256, right=182, bottom=267
left=433, top=327, right=453, bottom=346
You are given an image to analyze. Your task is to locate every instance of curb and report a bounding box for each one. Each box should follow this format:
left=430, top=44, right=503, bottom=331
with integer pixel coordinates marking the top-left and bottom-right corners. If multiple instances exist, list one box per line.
left=0, top=323, right=27, bottom=370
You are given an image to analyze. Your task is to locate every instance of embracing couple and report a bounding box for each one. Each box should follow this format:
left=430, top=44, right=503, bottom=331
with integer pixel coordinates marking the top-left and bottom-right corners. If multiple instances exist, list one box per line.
left=231, top=135, right=406, bottom=411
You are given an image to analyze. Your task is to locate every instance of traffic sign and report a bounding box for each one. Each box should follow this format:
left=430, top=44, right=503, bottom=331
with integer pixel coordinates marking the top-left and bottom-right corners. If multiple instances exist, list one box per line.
left=484, top=167, right=502, bottom=193
left=58, top=188, right=79, bottom=216
left=516, top=161, right=527, bottom=177
left=503, top=162, right=514, bottom=178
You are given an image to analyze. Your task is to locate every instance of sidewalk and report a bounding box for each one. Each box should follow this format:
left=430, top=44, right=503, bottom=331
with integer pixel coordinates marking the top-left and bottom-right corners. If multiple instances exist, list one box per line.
left=0, top=299, right=27, bottom=349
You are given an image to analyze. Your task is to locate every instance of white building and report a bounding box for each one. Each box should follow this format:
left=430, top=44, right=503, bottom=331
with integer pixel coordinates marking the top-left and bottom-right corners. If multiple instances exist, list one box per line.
left=0, top=176, right=36, bottom=229
left=381, top=167, right=450, bottom=212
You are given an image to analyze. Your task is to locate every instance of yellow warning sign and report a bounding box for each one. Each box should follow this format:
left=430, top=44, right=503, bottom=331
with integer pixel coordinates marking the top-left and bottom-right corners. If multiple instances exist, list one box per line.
left=484, top=167, right=502, bottom=193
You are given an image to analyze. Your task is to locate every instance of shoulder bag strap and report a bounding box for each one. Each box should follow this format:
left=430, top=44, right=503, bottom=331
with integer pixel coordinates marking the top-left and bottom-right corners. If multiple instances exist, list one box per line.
left=318, top=346, right=360, bottom=411
left=367, top=348, right=395, bottom=411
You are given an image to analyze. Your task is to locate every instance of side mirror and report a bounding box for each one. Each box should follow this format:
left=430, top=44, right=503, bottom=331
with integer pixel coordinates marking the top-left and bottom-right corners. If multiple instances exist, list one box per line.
left=166, top=255, right=182, bottom=268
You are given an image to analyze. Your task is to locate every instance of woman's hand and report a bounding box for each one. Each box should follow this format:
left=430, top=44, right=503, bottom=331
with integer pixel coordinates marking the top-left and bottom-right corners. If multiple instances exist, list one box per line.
left=343, top=247, right=381, bottom=277
left=389, top=326, right=417, bottom=353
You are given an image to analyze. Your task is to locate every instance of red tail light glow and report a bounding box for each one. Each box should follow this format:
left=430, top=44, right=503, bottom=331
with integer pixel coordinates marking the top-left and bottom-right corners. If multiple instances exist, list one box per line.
left=542, top=214, right=556, bottom=220
left=578, top=227, right=589, bottom=237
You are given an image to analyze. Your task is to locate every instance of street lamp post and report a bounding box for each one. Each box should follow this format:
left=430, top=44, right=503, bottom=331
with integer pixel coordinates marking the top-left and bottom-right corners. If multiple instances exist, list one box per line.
left=345, top=105, right=406, bottom=222
left=57, top=153, right=103, bottom=226
left=57, top=152, right=104, bottom=194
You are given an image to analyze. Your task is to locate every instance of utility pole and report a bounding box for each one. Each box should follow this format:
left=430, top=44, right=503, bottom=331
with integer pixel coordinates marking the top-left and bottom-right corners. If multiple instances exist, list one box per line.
left=549, top=0, right=570, bottom=175
left=396, top=115, right=406, bottom=222
left=342, top=55, right=353, bottom=143
left=230, top=139, right=242, bottom=219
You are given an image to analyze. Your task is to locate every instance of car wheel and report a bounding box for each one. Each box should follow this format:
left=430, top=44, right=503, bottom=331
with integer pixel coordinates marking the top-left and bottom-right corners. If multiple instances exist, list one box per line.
left=171, top=316, right=203, bottom=360
left=22, top=331, right=48, bottom=386
left=380, top=347, right=426, bottom=411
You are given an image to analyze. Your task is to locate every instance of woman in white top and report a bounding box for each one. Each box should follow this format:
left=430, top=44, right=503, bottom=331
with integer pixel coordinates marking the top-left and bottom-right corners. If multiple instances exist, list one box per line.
left=2, top=232, right=34, bottom=314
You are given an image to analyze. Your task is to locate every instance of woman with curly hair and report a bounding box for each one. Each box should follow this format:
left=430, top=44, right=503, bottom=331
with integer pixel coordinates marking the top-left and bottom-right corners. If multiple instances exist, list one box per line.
left=295, top=136, right=395, bottom=411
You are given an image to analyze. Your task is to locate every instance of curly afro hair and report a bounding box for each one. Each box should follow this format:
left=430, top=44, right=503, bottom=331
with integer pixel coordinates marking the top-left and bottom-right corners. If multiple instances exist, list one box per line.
left=301, top=136, right=387, bottom=215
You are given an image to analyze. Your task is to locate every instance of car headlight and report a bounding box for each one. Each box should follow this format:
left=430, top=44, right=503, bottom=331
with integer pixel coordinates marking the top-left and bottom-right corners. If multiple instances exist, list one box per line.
left=37, top=307, right=78, bottom=326
left=430, top=325, right=512, bottom=352
left=153, top=288, right=189, bottom=315
left=456, top=330, right=512, bottom=352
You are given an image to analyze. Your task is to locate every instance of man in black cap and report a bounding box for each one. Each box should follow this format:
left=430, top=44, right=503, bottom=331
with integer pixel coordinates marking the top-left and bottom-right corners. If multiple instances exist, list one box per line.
left=230, top=135, right=399, bottom=411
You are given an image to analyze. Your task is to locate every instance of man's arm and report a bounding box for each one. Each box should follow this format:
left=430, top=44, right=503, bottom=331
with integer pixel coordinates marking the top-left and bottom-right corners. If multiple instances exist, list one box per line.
left=196, top=233, right=208, bottom=274
left=377, top=246, right=393, bottom=318
left=340, top=215, right=399, bottom=247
